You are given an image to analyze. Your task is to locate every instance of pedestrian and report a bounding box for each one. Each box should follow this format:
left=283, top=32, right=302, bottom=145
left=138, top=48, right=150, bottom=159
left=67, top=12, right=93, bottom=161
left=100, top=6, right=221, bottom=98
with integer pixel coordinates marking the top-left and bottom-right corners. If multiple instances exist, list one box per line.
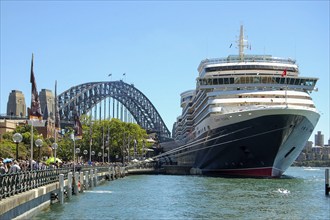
left=8, top=160, right=21, bottom=173
left=0, top=162, right=6, bottom=174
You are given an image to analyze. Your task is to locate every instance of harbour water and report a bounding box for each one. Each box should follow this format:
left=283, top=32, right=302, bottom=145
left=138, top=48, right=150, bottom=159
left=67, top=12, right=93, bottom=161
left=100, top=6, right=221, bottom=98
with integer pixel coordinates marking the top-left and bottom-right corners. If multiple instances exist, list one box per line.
left=33, top=167, right=330, bottom=219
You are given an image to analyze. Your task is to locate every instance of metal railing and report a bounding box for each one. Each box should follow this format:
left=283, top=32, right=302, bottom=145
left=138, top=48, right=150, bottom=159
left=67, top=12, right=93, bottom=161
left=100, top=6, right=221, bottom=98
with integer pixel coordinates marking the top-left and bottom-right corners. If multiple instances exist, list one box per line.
left=0, top=168, right=70, bottom=200
left=0, top=165, right=120, bottom=201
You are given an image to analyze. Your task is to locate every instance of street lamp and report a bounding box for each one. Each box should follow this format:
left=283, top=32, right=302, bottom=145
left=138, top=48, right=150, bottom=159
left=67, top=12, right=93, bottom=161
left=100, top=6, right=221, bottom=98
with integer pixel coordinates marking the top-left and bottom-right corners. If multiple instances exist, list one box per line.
left=106, top=147, right=110, bottom=163
left=13, top=133, right=23, bottom=160
left=98, top=152, right=102, bottom=162
left=83, top=150, right=88, bottom=162
left=52, top=143, right=58, bottom=160
left=101, top=145, right=104, bottom=163
left=104, top=153, right=108, bottom=162
left=35, top=139, right=43, bottom=162
left=91, top=151, right=95, bottom=162
left=76, top=148, right=80, bottom=163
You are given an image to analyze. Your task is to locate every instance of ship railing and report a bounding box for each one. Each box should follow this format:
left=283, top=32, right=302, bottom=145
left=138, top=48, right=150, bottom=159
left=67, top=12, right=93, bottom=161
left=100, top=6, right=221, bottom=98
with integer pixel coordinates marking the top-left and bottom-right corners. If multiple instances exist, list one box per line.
left=221, top=103, right=315, bottom=114
left=198, top=56, right=296, bottom=72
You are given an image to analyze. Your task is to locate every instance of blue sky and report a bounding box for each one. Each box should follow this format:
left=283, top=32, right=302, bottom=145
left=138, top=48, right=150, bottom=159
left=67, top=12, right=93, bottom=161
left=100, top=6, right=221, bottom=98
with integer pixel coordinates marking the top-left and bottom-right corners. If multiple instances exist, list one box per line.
left=1, top=1, right=329, bottom=143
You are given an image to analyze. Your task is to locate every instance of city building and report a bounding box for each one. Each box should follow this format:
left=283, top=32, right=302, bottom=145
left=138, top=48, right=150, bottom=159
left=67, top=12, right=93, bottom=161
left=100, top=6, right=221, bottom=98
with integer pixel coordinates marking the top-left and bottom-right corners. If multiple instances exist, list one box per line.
left=6, top=90, right=26, bottom=117
left=39, top=89, right=55, bottom=119
left=1, top=89, right=57, bottom=140
left=314, top=131, right=324, bottom=147
left=297, top=131, right=330, bottom=162
left=0, top=119, right=26, bottom=140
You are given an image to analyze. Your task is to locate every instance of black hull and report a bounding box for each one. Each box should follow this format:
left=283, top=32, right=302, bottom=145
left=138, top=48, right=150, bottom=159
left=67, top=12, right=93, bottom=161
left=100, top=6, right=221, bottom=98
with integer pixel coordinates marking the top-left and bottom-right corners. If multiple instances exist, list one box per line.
left=169, top=113, right=316, bottom=177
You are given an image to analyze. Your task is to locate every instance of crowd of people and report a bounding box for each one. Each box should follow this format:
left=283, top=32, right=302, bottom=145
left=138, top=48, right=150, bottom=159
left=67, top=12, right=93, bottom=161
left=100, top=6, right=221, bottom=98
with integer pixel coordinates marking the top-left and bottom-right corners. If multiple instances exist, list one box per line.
left=0, top=157, right=123, bottom=175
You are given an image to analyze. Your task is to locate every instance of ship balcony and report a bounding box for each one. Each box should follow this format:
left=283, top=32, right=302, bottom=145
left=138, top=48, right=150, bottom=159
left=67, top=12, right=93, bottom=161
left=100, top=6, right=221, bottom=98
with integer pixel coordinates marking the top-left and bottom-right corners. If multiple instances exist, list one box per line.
left=197, top=76, right=318, bottom=92
left=198, top=55, right=297, bottom=73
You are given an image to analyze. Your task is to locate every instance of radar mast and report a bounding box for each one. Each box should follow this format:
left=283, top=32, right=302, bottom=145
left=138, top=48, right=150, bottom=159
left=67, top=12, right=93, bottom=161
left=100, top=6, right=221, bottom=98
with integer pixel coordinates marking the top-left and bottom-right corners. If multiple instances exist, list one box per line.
left=238, top=25, right=249, bottom=61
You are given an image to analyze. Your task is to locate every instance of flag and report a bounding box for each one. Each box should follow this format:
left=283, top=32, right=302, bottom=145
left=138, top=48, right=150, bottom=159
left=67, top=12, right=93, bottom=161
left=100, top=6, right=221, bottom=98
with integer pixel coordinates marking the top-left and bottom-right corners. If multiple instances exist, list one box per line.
left=74, top=114, right=83, bottom=139
left=108, top=73, right=112, bottom=77
left=54, top=80, right=61, bottom=130
left=123, top=73, right=126, bottom=76
left=29, top=54, right=43, bottom=120
left=229, top=43, right=232, bottom=48
left=281, top=69, right=287, bottom=77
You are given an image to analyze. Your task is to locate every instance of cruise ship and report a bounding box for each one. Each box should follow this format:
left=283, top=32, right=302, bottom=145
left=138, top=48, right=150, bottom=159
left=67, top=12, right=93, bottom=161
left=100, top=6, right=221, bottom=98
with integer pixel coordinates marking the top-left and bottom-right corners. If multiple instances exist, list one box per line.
left=162, top=26, right=320, bottom=177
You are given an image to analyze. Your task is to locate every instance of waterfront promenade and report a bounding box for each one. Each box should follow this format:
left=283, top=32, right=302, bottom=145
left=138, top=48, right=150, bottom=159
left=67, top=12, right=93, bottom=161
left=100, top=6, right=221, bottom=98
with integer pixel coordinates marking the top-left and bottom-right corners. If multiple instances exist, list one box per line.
left=0, top=165, right=127, bottom=219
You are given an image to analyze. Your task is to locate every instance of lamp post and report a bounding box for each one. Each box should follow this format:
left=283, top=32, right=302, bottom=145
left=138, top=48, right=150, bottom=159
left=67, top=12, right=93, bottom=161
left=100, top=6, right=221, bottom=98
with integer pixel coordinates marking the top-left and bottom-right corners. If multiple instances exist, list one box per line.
left=83, top=150, right=88, bottom=162
left=89, top=121, right=93, bottom=164
left=91, top=151, right=95, bottom=162
left=98, top=152, right=102, bottom=162
left=70, top=133, right=76, bottom=173
left=76, top=148, right=80, bottom=163
left=52, top=143, right=58, bottom=160
left=13, top=133, right=23, bottom=160
left=104, top=153, right=108, bottom=162
left=102, top=126, right=105, bottom=163
left=35, top=139, right=43, bottom=162
left=106, top=147, right=110, bottom=163
left=101, top=145, right=104, bottom=162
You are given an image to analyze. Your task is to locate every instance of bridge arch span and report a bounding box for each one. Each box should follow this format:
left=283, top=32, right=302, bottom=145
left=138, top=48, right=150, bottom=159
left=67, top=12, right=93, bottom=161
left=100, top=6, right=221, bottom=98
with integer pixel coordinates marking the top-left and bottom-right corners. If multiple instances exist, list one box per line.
left=58, top=81, right=171, bottom=140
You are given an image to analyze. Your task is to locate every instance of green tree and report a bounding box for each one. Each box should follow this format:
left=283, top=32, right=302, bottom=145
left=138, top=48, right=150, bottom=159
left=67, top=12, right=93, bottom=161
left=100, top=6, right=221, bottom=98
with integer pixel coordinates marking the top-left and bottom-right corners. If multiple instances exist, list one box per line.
left=0, top=124, right=51, bottom=160
left=0, top=115, right=152, bottom=163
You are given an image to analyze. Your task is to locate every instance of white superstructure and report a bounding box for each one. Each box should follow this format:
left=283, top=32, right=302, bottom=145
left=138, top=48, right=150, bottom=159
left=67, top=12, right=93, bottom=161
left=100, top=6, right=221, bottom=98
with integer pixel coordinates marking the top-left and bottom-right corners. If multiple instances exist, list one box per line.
left=173, top=25, right=319, bottom=149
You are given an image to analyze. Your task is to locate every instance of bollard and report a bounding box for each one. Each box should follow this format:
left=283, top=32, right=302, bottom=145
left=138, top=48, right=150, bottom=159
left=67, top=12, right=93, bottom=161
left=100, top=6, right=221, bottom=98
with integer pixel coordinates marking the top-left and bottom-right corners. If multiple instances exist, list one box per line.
left=94, top=169, right=98, bottom=186
left=90, top=169, right=94, bottom=188
left=74, top=172, right=79, bottom=195
left=68, top=172, right=73, bottom=199
left=80, top=172, right=84, bottom=193
left=120, top=167, right=124, bottom=177
left=110, top=167, right=114, bottom=180
left=59, top=174, right=64, bottom=204
left=108, top=166, right=111, bottom=181
left=85, top=171, right=89, bottom=190
left=326, top=169, right=330, bottom=196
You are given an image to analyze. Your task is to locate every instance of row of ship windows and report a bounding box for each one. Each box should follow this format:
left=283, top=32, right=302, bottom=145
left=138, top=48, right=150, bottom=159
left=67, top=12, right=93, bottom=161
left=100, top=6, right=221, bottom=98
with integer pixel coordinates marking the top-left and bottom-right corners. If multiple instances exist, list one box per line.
left=198, top=76, right=317, bottom=87
left=177, top=109, right=316, bottom=139
left=226, top=102, right=316, bottom=108
left=205, top=65, right=297, bottom=72
left=235, top=94, right=312, bottom=100
left=179, top=93, right=312, bottom=124
left=176, top=100, right=315, bottom=133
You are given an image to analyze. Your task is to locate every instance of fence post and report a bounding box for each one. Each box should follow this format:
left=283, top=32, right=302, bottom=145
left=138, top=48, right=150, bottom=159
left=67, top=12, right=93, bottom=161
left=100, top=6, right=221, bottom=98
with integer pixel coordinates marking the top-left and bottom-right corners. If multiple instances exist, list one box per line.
left=74, top=172, right=79, bottom=195
left=94, top=169, right=98, bottom=186
left=59, top=174, right=64, bottom=204
left=326, top=169, right=329, bottom=196
left=67, top=172, right=72, bottom=199
left=90, top=169, right=94, bottom=188
left=84, top=170, right=89, bottom=190
left=80, top=172, right=84, bottom=193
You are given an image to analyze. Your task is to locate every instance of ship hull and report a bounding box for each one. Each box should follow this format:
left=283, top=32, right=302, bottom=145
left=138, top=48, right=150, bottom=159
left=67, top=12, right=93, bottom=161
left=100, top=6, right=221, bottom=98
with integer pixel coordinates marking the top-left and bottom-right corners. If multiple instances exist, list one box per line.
left=170, top=109, right=319, bottom=177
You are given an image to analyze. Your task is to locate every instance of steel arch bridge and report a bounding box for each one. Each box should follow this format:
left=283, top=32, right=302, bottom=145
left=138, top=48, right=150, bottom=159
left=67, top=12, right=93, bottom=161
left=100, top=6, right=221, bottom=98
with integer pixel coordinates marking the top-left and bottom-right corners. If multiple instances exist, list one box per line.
left=58, top=80, right=171, bottom=140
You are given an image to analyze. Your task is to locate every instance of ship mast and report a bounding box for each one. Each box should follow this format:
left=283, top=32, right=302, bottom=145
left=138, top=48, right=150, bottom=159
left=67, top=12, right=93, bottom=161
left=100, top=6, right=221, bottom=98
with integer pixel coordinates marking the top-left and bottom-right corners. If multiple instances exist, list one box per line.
left=238, top=25, right=249, bottom=61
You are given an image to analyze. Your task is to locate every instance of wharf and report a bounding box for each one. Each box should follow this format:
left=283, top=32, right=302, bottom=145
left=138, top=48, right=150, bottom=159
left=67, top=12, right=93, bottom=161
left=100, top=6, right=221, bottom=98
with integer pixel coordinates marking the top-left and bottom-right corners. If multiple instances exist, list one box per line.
left=0, top=166, right=126, bottom=220
left=127, top=168, right=161, bottom=175
left=127, top=165, right=193, bottom=175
